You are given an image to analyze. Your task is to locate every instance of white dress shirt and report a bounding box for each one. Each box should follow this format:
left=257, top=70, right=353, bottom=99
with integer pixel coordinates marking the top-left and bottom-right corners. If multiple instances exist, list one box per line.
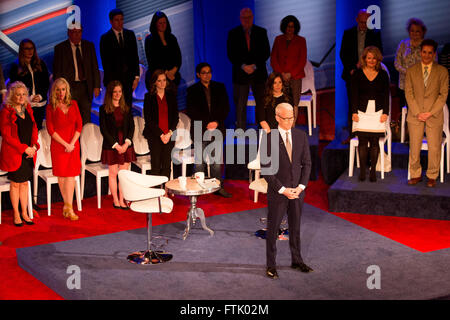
left=277, top=126, right=306, bottom=194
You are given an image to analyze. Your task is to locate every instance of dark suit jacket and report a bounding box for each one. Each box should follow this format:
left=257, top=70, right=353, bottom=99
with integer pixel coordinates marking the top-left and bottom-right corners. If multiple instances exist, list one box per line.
left=340, top=26, right=383, bottom=82
left=186, top=80, right=230, bottom=136
left=100, top=28, right=140, bottom=87
left=142, top=91, right=179, bottom=141
left=261, top=128, right=311, bottom=202
left=99, top=105, right=135, bottom=150
left=53, top=39, right=100, bottom=100
left=227, top=24, right=270, bottom=84
left=8, top=59, right=49, bottom=101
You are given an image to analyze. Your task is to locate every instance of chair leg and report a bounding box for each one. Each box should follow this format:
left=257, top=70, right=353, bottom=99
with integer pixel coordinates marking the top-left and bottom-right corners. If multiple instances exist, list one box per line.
left=75, top=176, right=82, bottom=211
left=33, top=173, right=38, bottom=205
left=96, top=175, right=101, bottom=209
left=47, top=182, right=51, bottom=216
left=440, top=145, right=444, bottom=183
left=80, top=170, right=85, bottom=200
left=27, top=181, right=33, bottom=219
left=349, top=144, right=355, bottom=177
left=182, top=161, right=187, bottom=177
left=313, top=96, right=317, bottom=129
left=307, top=104, right=312, bottom=136
left=254, top=190, right=259, bottom=203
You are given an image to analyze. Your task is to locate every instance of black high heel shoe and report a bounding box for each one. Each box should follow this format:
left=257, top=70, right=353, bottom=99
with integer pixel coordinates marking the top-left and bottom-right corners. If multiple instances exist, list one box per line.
left=21, top=214, right=34, bottom=225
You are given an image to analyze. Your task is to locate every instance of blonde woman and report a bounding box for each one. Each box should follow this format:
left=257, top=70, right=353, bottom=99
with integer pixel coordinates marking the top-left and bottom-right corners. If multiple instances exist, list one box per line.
left=99, top=81, right=136, bottom=209
left=351, top=46, right=389, bottom=182
left=46, top=78, right=82, bottom=220
left=0, top=81, right=39, bottom=226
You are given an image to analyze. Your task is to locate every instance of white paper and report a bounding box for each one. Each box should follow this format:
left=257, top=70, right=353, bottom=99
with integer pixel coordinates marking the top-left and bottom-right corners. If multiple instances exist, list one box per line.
left=352, top=101, right=386, bottom=133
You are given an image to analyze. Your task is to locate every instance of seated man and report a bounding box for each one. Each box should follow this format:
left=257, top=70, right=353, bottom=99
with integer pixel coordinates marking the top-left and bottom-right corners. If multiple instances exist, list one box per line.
left=186, top=62, right=231, bottom=197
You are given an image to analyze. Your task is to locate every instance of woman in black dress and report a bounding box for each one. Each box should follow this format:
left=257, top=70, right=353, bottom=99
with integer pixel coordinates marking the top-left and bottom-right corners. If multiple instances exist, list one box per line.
left=143, top=70, right=179, bottom=179
left=257, top=72, right=293, bottom=132
left=0, top=81, right=39, bottom=226
left=100, top=81, right=136, bottom=209
left=8, top=39, right=50, bottom=130
left=144, top=11, right=182, bottom=93
left=351, top=46, right=389, bottom=182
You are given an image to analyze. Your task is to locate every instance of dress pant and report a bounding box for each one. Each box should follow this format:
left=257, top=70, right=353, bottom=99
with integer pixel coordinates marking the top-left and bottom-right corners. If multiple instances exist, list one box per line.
left=408, top=120, right=443, bottom=180
left=287, top=78, right=302, bottom=126
left=194, top=140, right=224, bottom=183
left=266, top=193, right=304, bottom=268
left=71, top=81, right=91, bottom=125
left=148, top=138, right=174, bottom=179
left=233, top=81, right=265, bottom=130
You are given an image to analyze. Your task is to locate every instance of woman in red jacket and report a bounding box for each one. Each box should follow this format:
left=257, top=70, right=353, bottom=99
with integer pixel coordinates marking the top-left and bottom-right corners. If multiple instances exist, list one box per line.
left=46, top=78, right=83, bottom=221
left=270, top=15, right=307, bottom=126
left=0, top=81, right=39, bottom=226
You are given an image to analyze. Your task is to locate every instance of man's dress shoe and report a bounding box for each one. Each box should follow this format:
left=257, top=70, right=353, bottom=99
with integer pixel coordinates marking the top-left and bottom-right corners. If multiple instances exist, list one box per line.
left=291, top=262, right=314, bottom=273
left=426, top=178, right=436, bottom=188
left=266, top=267, right=278, bottom=279
left=407, top=177, right=422, bottom=185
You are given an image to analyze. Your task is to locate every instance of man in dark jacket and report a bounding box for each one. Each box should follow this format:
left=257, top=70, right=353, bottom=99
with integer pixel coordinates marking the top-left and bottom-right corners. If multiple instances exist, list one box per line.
left=186, top=62, right=231, bottom=197
left=227, top=7, right=270, bottom=130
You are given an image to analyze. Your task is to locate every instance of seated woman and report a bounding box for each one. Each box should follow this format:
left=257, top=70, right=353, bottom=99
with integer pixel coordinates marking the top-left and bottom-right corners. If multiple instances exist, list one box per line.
left=143, top=70, right=179, bottom=179
left=99, top=81, right=136, bottom=209
left=351, top=46, right=389, bottom=182
left=0, top=81, right=39, bottom=226
left=46, top=78, right=83, bottom=220
left=257, top=72, right=293, bottom=132
left=8, top=39, right=50, bottom=130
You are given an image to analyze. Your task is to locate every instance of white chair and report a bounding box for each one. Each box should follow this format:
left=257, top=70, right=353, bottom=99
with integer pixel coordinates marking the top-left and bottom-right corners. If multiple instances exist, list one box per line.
left=132, top=116, right=151, bottom=174
left=132, top=64, right=147, bottom=101
left=298, top=60, right=316, bottom=136
left=407, top=104, right=449, bottom=182
left=80, top=123, right=109, bottom=209
left=349, top=63, right=393, bottom=180
left=118, top=170, right=173, bottom=264
left=0, top=136, right=33, bottom=223
left=171, top=112, right=209, bottom=179
left=401, top=105, right=407, bottom=143
left=33, top=129, right=82, bottom=216
left=248, top=130, right=267, bottom=202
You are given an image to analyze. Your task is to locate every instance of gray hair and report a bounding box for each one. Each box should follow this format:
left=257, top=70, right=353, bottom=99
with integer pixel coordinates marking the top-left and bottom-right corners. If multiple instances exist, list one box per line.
left=275, top=102, right=293, bottom=115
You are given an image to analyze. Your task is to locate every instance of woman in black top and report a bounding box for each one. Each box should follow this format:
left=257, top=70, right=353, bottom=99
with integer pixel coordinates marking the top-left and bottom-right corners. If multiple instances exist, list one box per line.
left=145, top=11, right=182, bottom=93
left=8, top=39, right=49, bottom=130
left=143, top=70, right=179, bottom=179
left=351, top=46, right=389, bottom=182
left=257, top=72, right=293, bottom=132
left=99, top=80, right=136, bottom=209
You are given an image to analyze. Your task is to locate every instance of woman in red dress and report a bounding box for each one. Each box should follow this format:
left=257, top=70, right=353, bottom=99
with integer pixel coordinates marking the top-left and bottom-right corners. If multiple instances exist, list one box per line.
left=46, top=78, right=82, bottom=220
left=99, top=81, right=136, bottom=209
left=0, top=81, right=39, bottom=226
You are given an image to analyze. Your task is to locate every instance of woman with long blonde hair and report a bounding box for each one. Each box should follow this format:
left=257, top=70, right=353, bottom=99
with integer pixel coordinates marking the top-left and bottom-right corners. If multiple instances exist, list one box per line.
left=46, top=78, right=83, bottom=220
left=99, top=81, right=136, bottom=209
left=0, top=81, right=39, bottom=226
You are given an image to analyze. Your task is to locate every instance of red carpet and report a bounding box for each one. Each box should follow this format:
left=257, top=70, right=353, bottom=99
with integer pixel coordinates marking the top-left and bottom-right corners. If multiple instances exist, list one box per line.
left=0, top=180, right=266, bottom=300
left=332, top=212, right=450, bottom=253
left=2, top=175, right=450, bottom=300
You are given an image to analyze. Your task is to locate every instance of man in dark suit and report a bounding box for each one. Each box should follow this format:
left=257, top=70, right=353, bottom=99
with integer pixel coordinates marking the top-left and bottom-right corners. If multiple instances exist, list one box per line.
left=100, top=9, right=140, bottom=108
left=261, top=103, right=312, bottom=279
left=340, top=9, right=383, bottom=142
left=227, top=7, right=270, bottom=130
left=53, top=24, right=100, bottom=125
left=186, top=62, right=231, bottom=198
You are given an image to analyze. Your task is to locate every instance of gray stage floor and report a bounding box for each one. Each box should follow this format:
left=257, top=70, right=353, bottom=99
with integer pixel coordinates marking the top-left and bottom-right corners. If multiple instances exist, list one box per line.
left=17, top=204, right=450, bottom=300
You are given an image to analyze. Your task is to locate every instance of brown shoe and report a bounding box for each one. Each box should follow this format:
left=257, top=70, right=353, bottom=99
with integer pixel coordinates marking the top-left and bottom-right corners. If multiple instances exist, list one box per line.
left=426, top=178, right=436, bottom=188
left=407, top=177, right=422, bottom=185
left=63, top=203, right=79, bottom=221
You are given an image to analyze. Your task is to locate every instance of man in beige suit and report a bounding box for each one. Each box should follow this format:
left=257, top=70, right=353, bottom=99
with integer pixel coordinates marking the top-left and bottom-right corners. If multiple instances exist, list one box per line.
left=406, top=39, right=449, bottom=187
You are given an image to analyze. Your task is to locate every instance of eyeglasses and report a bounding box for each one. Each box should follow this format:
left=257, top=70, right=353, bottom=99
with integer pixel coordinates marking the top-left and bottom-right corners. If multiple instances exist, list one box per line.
left=276, top=114, right=294, bottom=121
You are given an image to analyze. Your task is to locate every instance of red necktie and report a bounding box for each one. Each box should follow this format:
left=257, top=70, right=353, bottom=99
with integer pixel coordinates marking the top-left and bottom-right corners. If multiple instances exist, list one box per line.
left=245, top=29, right=250, bottom=50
